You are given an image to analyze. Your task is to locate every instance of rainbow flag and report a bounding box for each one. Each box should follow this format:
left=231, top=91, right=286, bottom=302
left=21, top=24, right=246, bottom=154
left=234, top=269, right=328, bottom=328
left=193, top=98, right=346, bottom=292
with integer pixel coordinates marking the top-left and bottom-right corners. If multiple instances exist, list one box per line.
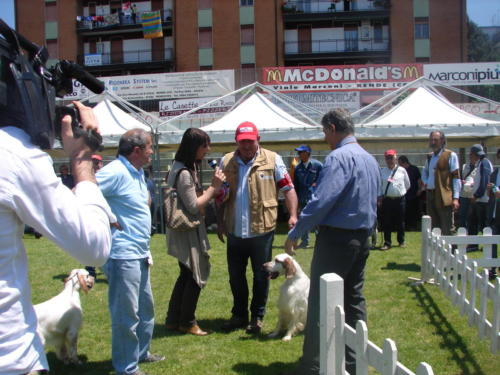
left=142, top=10, right=163, bottom=39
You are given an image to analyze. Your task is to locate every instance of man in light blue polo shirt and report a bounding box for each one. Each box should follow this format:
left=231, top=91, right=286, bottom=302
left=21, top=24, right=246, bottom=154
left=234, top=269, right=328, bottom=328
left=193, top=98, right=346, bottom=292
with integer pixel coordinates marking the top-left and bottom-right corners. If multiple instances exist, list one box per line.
left=97, top=129, right=163, bottom=375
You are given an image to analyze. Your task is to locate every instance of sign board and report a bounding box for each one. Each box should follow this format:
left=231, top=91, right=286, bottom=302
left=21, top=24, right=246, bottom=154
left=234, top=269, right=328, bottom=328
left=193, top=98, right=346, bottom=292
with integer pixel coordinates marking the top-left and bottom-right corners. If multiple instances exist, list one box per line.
left=84, top=54, right=102, bottom=66
left=280, top=92, right=361, bottom=114
left=262, top=64, right=423, bottom=92
left=159, top=96, right=235, bottom=119
left=62, top=69, right=235, bottom=102
left=424, top=62, right=500, bottom=86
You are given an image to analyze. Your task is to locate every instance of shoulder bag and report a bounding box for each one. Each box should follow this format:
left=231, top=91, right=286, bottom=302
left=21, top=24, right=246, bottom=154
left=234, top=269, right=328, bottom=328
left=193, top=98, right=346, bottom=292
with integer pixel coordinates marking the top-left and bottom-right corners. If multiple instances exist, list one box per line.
left=164, top=168, right=201, bottom=231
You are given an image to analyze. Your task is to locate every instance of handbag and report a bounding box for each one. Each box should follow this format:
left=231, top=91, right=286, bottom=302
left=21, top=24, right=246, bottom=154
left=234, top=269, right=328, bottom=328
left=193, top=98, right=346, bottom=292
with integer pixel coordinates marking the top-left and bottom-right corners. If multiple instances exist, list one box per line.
left=164, top=168, right=201, bottom=231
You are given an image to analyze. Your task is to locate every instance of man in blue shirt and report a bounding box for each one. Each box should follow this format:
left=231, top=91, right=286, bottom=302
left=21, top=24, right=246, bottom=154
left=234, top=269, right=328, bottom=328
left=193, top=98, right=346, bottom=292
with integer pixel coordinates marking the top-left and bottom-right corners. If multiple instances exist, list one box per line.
left=284, top=109, right=380, bottom=375
left=97, top=129, right=164, bottom=375
left=293, top=144, right=323, bottom=248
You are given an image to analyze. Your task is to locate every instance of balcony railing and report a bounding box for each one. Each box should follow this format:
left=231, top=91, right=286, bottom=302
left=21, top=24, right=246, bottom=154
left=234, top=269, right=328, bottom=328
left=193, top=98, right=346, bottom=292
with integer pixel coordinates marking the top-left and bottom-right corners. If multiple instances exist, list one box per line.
left=78, top=48, right=173, bottom=67
left=284, top=38, right=389, bottom=54
left=77, top=9, right=172, bottom=30
left=282, top=0, right=390, bottom=14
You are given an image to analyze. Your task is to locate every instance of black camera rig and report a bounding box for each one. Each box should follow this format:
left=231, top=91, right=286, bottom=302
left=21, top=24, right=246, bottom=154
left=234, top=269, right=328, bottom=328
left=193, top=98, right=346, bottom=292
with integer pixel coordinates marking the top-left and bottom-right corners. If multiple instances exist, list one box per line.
left=0, top=18, right=105, bottom=150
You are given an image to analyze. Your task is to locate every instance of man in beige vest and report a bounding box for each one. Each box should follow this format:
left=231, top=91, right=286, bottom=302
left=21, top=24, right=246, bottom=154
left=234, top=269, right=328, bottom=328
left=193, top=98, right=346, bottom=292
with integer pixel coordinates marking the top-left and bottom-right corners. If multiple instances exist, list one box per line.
left=217, top=121, right=298, bottom=334
left=422, top=131, right=461, bottom=235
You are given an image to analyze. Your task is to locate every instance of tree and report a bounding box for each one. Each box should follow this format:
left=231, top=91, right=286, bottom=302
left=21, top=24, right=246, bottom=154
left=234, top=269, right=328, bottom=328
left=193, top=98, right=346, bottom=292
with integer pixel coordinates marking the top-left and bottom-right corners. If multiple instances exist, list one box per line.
left=467, top=19, right=500, bottom=102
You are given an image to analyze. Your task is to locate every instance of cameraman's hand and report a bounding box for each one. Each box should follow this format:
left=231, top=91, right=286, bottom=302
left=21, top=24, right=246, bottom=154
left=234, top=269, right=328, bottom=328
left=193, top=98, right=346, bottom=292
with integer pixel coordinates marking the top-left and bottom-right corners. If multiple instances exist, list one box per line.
left=61, top=101, right=100, bottom=159
left=62, top=102, right=100, bottom=184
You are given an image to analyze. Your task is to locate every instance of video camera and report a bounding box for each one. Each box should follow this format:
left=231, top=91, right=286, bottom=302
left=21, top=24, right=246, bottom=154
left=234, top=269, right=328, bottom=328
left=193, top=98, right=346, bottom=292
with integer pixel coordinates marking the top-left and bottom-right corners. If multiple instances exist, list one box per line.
left=0, top=19, right=105, bottom=150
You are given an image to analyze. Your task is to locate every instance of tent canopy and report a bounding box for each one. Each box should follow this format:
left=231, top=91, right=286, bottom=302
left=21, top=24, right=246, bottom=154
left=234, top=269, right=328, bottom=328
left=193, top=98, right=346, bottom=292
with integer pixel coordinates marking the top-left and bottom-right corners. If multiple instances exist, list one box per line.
left=198, top=92, right=322, bottom=143
left=157, top=82, right=323, bottom=146
left=354, top=78, right=500, bottom=139
left=93, top=99, right=151, bottom=137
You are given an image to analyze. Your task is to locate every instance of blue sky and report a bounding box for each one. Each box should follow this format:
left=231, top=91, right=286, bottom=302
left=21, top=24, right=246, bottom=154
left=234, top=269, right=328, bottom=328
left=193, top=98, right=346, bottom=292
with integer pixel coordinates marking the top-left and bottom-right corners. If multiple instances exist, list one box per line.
left=0, top=0, right=15, bottom=28
left=467, top=0, right=500, bottom=26
left=0, top=0, right=496, bottom=31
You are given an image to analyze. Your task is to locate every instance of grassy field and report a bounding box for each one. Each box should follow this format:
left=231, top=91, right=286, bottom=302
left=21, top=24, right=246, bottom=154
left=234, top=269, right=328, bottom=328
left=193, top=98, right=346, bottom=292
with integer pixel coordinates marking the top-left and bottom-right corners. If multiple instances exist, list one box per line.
left=25, top=229, right=500, bottom=375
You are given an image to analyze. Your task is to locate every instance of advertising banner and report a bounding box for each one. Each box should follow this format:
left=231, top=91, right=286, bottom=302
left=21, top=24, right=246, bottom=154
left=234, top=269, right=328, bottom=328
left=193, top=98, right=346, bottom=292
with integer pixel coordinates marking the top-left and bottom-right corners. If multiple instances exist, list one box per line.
left=62, top=69, right=235, bottom=102
left=277, top=92, right=361, bottom=115
left=159, top=96, right=235, bottom=119
left=262, top=63, right=423, bottom=92
left=424, top=62, right=500, bottom=86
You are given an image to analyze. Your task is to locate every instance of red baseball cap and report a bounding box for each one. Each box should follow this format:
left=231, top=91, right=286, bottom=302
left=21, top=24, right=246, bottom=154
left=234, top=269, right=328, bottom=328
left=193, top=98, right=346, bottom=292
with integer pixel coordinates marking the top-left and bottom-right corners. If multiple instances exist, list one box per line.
left=235, top=121, right=259, bottom=142
left=384, top=149, right=397, bottom=157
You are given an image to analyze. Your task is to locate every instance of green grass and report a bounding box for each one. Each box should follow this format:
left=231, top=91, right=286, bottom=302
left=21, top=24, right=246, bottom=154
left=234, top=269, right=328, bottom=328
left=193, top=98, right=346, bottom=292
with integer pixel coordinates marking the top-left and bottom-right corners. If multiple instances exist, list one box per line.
left=25, top=230, right=500, bottom=375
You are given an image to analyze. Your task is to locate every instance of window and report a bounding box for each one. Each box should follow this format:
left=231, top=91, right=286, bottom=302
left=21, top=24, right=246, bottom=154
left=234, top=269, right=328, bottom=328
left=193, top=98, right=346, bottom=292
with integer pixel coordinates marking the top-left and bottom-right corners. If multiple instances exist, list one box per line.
left=240, top=63, right=255, bottom=86
left=240, top=0, right=253, bottom=6
left=45, top=3, right=57, bottom=22
left=241, top=25, right=254, bottom=45
left=414, top=18, right=429, bottom=39
left=199, top=28, right=212, bottom=48
left=46, top=40, right=58, bottom=59
left=198, top=0, right=212, bottom=9
left=373, top=23, right=383, bottom=43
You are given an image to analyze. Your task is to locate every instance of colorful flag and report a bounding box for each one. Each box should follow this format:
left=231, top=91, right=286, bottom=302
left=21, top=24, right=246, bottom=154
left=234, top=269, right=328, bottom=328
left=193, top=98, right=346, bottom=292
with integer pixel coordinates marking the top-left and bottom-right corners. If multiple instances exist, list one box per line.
left=141, top=10, right=163, bottom=39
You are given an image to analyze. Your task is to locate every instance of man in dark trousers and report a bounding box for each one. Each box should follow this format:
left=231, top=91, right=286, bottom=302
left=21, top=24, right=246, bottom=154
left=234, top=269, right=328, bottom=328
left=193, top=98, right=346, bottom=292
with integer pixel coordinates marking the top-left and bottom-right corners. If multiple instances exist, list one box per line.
left=293, top=144, right=323, bottom=248
left=283, top=109, right=380, bottom=375
left=379, top=149, right=410, bottom=250
left=398, top=155, right=422, bottom=231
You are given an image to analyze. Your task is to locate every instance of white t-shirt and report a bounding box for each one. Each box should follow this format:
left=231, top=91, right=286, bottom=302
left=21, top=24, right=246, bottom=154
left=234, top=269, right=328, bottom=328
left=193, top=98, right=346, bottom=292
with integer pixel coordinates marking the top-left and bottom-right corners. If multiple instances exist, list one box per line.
left=0, top=127, right=112, bottom=375
left=379, top=165, right=410, bottom=198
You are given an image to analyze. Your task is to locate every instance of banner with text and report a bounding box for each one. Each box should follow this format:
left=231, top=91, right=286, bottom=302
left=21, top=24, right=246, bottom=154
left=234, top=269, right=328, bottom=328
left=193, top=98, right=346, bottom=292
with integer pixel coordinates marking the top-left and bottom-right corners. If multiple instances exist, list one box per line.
left=423, top=62, right=500, bottom=86
left=62, top=70, right=235, bottom=102
left=159, top=96, right=235, bottom=119
left=262, top=64, right=423, bottom=92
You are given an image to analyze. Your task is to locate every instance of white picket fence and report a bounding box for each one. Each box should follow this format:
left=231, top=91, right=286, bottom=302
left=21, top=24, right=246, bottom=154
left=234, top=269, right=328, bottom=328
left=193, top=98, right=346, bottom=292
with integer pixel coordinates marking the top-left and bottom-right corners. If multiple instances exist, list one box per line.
left=418, top=215, right=500, bottom=354
left=319, top=273, right=434, bottom=375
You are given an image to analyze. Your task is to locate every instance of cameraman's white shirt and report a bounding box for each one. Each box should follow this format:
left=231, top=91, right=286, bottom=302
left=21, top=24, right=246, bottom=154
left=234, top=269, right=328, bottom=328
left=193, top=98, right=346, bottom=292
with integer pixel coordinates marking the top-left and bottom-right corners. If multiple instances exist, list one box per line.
left=0, top=126, right=112, bottom=375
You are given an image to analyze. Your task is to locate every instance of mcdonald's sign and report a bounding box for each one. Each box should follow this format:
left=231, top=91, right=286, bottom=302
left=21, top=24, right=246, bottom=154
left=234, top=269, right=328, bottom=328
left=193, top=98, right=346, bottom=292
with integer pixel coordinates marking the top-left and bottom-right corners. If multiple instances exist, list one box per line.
left=265, top=68, right=284, bottom=83
left=403, top=65, right=420, bottom=79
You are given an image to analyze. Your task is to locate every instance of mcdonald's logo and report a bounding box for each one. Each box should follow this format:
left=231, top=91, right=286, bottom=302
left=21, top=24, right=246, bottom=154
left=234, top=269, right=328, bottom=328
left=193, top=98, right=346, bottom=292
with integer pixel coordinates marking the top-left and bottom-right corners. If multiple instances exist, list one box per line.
left=403, top=65, right=419, bottom=79
left=266, top=69, right=283, bottom=82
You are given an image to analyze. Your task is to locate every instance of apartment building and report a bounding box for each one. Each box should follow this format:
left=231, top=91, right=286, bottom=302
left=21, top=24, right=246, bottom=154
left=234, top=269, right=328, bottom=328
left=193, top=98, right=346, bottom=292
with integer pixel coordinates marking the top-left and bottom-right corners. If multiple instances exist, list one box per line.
left=15, top=0, right=467, bottom=80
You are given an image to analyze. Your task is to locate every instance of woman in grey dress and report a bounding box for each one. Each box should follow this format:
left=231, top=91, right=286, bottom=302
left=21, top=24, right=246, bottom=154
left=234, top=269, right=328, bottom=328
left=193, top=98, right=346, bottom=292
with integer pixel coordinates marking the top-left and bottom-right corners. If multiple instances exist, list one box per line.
left=165, top=128, right=225, bottom=336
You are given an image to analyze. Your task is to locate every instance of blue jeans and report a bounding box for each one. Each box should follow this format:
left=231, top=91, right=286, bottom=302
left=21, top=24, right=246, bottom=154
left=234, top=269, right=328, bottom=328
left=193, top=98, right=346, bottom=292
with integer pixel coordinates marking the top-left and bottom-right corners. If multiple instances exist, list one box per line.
left=227, top=232, right=274, bottom=320
left=105, top=258, right=155, bottom=375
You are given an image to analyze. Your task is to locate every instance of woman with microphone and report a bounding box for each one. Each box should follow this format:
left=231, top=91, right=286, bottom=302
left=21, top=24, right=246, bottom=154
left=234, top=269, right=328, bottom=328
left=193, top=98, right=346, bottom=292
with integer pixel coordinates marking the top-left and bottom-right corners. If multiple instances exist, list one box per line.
left=164, top=128, right=225, bottom=336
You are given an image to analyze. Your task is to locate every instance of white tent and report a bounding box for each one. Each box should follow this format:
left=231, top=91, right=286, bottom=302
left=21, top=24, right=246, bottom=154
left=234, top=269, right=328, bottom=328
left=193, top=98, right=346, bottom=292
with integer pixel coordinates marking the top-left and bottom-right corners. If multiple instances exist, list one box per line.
left=354, top=79, right=500, bottom=139
left=158, top=82, right=323, bottom=146
left=199, top=92, right=322, bottom=143
left=91, top=99, right=153, bottom=147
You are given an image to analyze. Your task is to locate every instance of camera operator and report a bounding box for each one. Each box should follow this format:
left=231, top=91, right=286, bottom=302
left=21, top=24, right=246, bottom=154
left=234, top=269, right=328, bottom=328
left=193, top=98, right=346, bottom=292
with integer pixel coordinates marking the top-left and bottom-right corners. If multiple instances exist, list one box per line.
left=0, top=100, right=113, bottom=375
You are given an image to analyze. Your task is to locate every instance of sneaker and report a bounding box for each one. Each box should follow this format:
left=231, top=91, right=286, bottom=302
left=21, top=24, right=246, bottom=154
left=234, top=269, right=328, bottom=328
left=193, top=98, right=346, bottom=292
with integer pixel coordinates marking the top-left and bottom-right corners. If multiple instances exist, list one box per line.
left=245, top=317, right=263, bottom=334
left=140, top=352, right=165, bottom=363
left=380, top=244, right=391, bottom=251
left=297, top=242, right=310, bottom=249
left=221, top=315, right=249, bottom=332
left=399, top=242, right=406, bottom=248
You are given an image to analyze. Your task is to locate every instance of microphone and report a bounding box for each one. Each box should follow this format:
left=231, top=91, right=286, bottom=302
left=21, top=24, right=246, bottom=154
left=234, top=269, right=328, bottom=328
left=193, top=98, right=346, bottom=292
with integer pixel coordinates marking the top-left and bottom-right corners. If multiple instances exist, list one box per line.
left=209, top=159, right=229, bottom=205
left=59, top=60, right=105, bottom=94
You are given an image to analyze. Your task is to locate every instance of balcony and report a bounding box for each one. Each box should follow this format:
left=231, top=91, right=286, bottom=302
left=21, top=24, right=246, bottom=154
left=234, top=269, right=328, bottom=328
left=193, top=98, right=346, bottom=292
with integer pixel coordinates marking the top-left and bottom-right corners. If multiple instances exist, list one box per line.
left=284, top=38, right=390, bottom=61
left=77, top=48, right=174, bottom=72
left=77, top=9, right=172, bottom=34
left=283, top=0, right=390, bottom=22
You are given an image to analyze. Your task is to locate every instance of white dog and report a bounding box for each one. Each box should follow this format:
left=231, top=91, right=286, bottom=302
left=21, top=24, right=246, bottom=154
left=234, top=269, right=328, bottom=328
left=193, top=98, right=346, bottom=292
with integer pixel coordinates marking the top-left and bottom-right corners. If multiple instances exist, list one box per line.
left=34, top=268, right=94, bottom=364
left=264, top=253, right=310, bottom=341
